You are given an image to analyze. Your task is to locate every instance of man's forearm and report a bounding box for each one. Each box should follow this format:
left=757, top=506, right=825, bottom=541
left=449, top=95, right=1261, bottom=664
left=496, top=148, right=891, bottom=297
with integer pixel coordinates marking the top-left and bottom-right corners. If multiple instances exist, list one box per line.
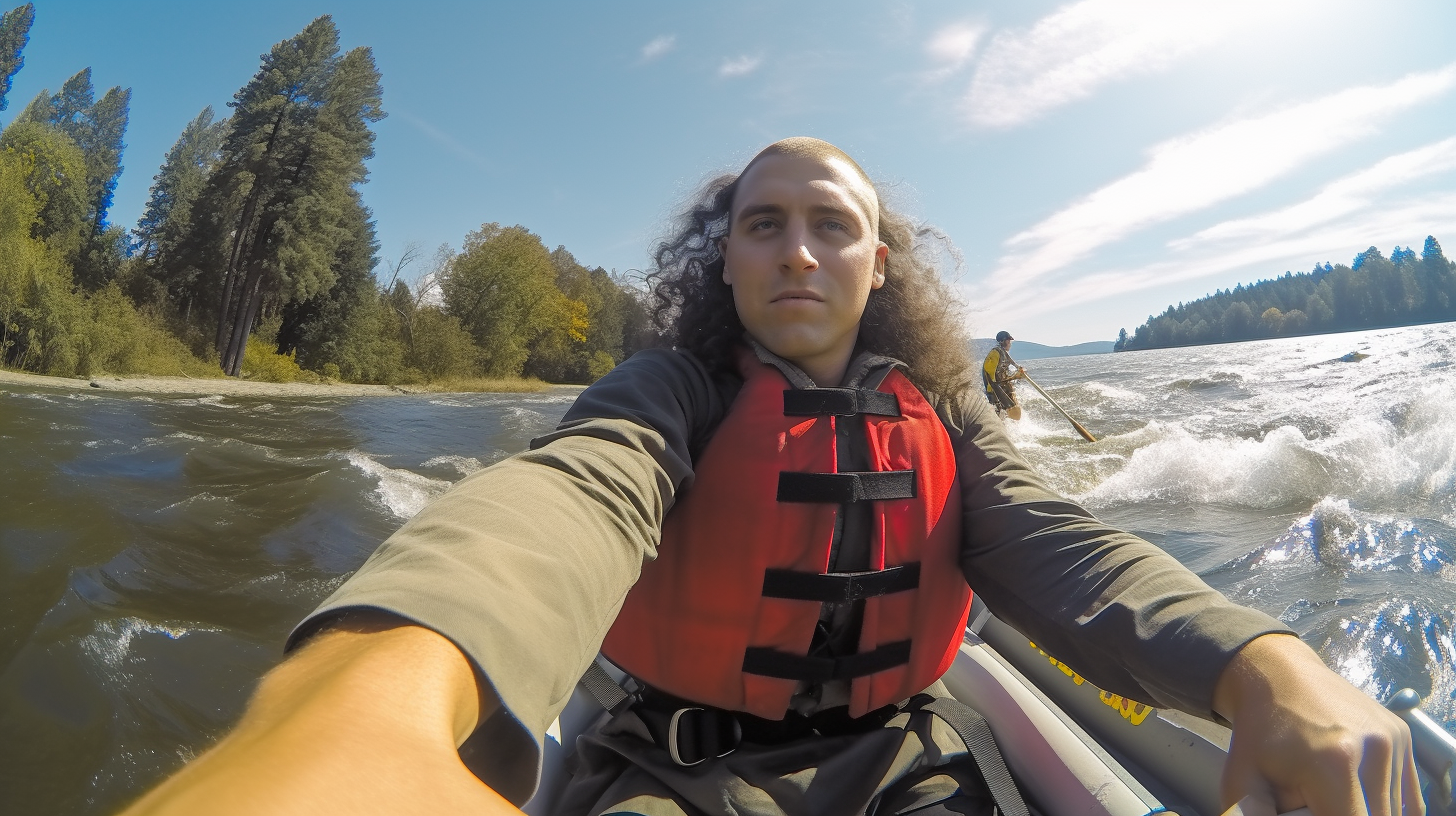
left=120, top=617, right=521, bottom=816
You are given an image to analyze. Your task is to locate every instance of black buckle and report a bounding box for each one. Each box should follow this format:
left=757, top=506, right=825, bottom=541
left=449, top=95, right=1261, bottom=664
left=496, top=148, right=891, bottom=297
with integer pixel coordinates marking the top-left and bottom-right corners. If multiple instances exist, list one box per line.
left=664, top=707, right=742, bottom=766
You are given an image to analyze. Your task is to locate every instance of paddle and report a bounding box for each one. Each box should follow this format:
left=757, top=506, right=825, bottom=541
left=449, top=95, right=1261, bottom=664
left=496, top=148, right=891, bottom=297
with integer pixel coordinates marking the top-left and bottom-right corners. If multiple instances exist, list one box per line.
left=1002, top=352, right=1098, bottom=443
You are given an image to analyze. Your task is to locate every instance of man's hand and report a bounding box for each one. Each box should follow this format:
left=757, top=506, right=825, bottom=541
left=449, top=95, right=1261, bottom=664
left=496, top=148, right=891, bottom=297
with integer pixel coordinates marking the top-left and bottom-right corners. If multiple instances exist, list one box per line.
left=119, top=613, right=523, bottom=816
left=1214, top=634, right=1422, bottom=816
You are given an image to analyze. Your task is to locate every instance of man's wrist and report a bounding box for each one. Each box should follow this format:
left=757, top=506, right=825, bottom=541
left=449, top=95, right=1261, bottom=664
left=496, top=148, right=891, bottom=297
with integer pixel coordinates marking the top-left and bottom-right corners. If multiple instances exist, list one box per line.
left=1212, top=633, right=1323, bottom=723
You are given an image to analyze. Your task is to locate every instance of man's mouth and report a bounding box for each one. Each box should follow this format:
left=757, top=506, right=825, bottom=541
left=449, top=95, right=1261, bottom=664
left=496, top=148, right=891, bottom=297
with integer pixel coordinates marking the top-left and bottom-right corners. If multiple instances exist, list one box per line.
left=772, top=290, right=823, bottom=302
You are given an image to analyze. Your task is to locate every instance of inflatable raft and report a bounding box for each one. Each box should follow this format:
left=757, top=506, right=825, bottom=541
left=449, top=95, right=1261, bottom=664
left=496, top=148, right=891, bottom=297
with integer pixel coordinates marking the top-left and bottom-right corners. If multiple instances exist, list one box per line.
left=525, top=599, right=1456, bottom=816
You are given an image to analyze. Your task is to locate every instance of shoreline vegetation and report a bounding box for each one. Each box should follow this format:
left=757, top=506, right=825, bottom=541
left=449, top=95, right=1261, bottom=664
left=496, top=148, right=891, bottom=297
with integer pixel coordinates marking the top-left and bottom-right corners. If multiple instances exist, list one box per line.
left=0, top=10, right=652, bottom=390
left=0, top=365, right=565, bottom=397
left=1114, top=238, right=1456, bottom=352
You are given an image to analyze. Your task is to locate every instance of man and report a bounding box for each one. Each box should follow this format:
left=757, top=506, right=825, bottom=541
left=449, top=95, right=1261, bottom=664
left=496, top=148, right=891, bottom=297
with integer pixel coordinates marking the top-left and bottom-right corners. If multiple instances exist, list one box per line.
left=983, top=331, right=1023, bottom=419
left=119, top=140, right=1420, bottom=816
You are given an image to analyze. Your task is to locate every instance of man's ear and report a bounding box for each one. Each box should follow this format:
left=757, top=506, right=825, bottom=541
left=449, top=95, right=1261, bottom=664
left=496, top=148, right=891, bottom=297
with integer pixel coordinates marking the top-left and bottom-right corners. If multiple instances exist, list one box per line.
left=871, top=242, right=888, bottom=289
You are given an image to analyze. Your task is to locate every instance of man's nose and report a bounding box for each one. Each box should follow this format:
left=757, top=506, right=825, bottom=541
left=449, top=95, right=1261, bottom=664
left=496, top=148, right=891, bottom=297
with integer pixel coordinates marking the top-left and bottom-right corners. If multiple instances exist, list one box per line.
left=781, top=225, right=818, bottom=272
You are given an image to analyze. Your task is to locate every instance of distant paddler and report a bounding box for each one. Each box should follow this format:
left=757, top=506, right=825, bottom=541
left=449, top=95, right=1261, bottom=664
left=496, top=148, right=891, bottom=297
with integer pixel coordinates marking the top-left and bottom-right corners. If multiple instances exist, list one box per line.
left=982, top=330, right=1025, bottom=420
left=1001, top=347, right=1099, bottom=443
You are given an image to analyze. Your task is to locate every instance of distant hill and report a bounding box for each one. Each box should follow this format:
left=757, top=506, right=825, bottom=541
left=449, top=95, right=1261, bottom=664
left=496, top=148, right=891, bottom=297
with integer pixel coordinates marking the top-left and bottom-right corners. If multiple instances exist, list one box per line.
left=971, top=339, right=1114, bottom=360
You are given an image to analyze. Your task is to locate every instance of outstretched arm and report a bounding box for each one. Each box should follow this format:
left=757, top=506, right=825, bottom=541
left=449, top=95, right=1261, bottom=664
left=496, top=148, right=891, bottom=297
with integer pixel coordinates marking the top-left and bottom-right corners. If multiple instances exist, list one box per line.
left=1214, top=633, right=1422, bottom=816
left=119, top=613, right=520, bottom=816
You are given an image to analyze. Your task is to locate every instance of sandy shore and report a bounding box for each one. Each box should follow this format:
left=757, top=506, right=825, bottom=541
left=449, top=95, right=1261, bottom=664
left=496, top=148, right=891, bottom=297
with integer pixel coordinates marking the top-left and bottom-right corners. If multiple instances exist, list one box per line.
left=0, top=368, right=565, bottom=398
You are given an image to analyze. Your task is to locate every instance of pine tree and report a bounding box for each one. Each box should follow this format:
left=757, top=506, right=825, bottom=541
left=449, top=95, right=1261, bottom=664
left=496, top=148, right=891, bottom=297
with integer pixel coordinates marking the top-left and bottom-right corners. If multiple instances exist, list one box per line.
left=0, top=3, right=34, bottom=112
left=133, top=106, right=228, bottom=310
left=81, top=84, right=129, bottom=229
left=184, top=17, right=384, bottom=376
left=1423, top=236, right=1445, bottom=264
left=13, top=86, right=49, bottom=122
left=275, top=191, right=401, bottom=381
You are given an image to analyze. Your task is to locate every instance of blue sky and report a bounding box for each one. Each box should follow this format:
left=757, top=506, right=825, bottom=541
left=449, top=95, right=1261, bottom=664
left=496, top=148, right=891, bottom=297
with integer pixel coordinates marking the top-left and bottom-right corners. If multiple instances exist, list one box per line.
left=10, top=0, right=1456, bottom=345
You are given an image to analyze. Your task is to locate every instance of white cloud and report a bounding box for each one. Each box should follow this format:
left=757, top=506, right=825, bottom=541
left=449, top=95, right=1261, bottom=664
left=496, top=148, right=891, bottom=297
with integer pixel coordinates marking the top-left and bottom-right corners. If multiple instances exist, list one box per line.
left=719, top=55, right=763, bottom=78
left=924, top=22, right=985, bottom=80
left=964, top=0, right=1298, bottom=129
left=641, top=34, right=676, bottom=62
left=988, top=63, right=1456, bottom=301
left=1003, top=193, right=1456, bottom=321
left=1173, top=137, right=1456, bottom=248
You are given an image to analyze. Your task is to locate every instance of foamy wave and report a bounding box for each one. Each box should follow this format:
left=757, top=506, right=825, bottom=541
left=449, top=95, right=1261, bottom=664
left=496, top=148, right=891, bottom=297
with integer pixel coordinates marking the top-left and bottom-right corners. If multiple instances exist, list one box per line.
left=1167, top=370, right=1249, bottom=391
left=9, top=391, right=58, bottom=403
left=1066, top=375, right=1456, bottom=512
left=1078, top=423, right=1331, bottom=508
left=158, top=492, right=231, bottom=513
left=80, top=617, right=205, bottom=668
left=169, top=395, right=236, bottom=408
left=1255, top=498, right=1455, bottom=573
left=1077, top=381, right=1145, bottom=404
left=422, top=454, right=483, bottom=478
left=344, top=452, right=451, bottom=519
left=503, top=405, right=556, bottom=435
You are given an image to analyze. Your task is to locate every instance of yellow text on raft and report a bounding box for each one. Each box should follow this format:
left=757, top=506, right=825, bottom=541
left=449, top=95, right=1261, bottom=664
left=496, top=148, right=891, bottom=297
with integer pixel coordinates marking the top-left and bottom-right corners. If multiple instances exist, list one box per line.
left=1028, top=641, right=1154, bottom=726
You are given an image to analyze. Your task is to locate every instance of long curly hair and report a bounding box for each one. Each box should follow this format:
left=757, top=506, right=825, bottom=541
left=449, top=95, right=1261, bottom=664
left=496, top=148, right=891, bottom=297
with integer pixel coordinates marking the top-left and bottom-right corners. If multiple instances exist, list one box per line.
left=645, top=145, right=977, bottom=399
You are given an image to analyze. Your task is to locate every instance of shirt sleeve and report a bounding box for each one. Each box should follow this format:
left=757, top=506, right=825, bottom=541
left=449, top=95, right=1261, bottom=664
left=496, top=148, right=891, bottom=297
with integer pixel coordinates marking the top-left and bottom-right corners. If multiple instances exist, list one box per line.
left=941, top=391, right=1294, bottom=719
left=286, top=348, right=728, bottom=805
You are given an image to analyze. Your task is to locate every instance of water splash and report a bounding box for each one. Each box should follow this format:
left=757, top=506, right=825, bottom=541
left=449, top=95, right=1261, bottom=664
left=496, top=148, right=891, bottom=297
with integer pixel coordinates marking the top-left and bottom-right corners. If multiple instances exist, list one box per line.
left=79, top=618, right=204, bottom=670
left=342, top=451, right=452, bottom=519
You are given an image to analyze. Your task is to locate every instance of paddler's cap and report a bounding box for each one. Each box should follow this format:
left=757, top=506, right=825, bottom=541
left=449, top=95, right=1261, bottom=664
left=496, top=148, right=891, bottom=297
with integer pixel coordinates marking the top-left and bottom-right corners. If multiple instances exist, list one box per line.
left=996, top=331, right=1013, bottom=342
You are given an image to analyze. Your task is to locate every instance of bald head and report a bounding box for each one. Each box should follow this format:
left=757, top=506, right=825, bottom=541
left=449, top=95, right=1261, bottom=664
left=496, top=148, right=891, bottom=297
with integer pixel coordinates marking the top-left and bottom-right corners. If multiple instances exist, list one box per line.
left=739, top=137, right=880, bottom=234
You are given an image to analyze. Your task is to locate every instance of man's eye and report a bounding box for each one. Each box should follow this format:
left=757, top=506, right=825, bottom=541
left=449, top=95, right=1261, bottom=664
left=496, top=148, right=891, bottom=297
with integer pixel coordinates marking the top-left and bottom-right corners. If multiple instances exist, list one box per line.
left=750, top=219, right=776, bottom=230
left=823, top=220, right=847, bottom=231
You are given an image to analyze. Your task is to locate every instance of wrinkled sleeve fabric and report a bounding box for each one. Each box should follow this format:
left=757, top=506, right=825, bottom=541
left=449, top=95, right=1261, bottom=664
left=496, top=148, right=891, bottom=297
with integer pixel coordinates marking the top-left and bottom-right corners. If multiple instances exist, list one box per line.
left=287, top=348, right=727, bottom=805
left=943, top=390, right=1294, bottom=719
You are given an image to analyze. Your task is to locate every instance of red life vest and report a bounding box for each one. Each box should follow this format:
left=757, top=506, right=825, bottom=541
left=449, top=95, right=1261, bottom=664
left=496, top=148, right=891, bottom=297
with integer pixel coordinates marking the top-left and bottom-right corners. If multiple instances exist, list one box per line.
left=602, top=350, right=970, bottom=719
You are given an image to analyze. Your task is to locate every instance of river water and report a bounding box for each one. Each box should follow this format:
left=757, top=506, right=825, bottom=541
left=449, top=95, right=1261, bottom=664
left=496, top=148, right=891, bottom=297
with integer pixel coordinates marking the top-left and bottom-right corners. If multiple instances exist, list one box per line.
left=1, top=323, right=1453, bottom=815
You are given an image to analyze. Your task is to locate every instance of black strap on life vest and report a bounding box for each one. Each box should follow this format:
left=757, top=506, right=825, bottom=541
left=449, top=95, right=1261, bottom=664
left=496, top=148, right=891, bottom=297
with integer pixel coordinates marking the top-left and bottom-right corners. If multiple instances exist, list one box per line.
left=743, top=640, right=912, bottom=682
left=748, top=385, right=919, bottom=685
left=783, top=387, right=901, bottom=417
left=762, top=564, right=920, bottom=602
left=776, top=470, right=917, bottom=503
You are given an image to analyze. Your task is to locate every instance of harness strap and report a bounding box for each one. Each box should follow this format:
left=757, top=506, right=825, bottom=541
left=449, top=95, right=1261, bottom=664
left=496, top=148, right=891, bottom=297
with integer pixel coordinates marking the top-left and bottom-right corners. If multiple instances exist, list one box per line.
left=742, top=639, right=911, bottom=682
left=579, top=657, right=634, bottom=716
left=762, top=564, right=920, bottom=603
left=922, top=696, right=1031, bottom=816
left=776, top=470, right=917, bottom=503
left=782, top=388, right=902, bottom=417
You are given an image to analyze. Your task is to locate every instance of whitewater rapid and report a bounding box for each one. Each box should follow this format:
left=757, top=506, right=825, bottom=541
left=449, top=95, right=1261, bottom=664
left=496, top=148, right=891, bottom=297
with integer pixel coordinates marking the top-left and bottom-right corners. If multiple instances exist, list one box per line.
left=1007, top=323, right=1456, bottom=720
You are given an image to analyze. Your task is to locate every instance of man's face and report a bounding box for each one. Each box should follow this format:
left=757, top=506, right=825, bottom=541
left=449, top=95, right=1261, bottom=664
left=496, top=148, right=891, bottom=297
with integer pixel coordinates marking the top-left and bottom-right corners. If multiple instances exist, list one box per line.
left=1001, top=338, right=1012, bottom=351
left=719, top=152, right=887, bottom=380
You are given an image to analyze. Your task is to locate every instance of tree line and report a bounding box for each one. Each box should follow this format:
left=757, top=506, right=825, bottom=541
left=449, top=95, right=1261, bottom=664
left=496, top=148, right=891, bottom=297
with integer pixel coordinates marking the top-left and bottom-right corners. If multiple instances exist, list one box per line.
left=0, top=8, right=649, bottom=384
left=1114, top=237, right=1456, bottom=352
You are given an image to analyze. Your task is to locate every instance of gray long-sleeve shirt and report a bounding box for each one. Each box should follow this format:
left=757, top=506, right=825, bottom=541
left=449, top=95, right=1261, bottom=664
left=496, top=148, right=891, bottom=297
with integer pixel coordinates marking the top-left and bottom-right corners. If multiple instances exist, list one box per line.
left=290, top=346, right=1292, bottom=805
